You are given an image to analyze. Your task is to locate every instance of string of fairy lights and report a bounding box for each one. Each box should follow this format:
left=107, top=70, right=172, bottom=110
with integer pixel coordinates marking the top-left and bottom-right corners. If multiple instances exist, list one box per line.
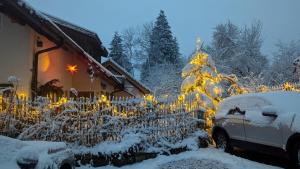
left=2, top=38, right=300, bottom=133
left=177, top=38, right=300, bottom=131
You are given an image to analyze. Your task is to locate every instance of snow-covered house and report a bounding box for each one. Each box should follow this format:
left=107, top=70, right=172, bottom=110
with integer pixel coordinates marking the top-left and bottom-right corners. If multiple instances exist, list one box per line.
left=102, top=58, right=151, bottom=97
left=0, top=0, right=127, bottom=98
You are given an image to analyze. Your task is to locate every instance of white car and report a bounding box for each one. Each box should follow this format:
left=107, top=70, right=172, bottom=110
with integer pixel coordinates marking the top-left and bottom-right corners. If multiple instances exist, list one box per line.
left=212, top=91, right=300, bottom=167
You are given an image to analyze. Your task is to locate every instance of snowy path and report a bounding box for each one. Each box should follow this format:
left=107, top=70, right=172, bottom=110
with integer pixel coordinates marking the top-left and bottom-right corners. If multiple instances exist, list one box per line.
left=78, top=148, right=282, bottom=169
left=159, top=158, right=230, bottom=169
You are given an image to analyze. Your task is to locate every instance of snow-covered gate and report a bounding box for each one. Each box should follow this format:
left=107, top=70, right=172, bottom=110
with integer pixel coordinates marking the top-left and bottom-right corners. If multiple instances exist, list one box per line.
left=0, top=95, right=204, bottom=146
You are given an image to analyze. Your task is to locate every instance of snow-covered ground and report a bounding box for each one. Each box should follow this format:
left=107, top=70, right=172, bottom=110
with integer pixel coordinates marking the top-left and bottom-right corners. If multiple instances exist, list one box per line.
left=0, top=135, right=68, bottom=169
left=78, top=148, right=281, bottom=169
left=0, top=135, right=282, bottom=169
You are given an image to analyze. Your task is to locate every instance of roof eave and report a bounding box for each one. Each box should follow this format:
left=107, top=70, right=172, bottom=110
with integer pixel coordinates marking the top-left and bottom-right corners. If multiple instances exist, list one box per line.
left=102, top=60, right=152, bottom=94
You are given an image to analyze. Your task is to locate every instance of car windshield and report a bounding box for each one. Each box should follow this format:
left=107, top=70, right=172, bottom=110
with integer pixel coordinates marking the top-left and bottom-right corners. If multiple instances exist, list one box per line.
left=218, top=96, right=271, bottom=115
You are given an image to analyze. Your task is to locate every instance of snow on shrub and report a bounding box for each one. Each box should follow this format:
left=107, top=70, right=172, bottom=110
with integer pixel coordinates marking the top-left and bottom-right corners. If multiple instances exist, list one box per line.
left=73, top=132, right=147, bottom=155
left=7, top=76, right=19, bottom=85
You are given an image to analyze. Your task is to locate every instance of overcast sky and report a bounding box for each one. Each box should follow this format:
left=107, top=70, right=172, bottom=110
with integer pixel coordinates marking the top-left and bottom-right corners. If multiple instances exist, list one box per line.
left=26, top=0, right=300, bottom=58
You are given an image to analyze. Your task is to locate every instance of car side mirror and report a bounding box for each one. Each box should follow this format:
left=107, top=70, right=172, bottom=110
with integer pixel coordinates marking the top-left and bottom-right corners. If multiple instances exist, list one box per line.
left=262, top=111, right=278, bottom=118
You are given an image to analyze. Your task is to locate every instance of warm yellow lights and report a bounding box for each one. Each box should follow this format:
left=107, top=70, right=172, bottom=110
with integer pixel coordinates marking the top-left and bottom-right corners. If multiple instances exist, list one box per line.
left=213, top=87, right=222, bottom=95
left=39, top=53, right=50, bottom=72
left=67, top=64, right=78, bottom=74
left=257, top=85, right=269, bottom=92
left=190, top=52, right=208, bottom=65
left=144, top=94, right=155, bottom=102
left=180, top=43, right=222, bottom=131
left=98, top=95, right=110, bottom=106
left=283, top=82, right=294, bottom=91
left=18, top=92, right=26, bottom=98
left=177, top=94, right=185, bottom=103
left=59, top=97, right=67, bottom=104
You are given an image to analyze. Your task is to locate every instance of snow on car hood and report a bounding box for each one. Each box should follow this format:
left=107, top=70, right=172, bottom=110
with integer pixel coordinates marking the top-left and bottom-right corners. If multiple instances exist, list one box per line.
left=217, top=91, right=300, bottom=117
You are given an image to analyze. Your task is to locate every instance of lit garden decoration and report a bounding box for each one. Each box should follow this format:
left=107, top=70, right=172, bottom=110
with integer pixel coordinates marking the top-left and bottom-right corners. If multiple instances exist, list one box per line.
left=66, top=64, right=78, bottom=75
left=180, top=38, right=223, bottom=131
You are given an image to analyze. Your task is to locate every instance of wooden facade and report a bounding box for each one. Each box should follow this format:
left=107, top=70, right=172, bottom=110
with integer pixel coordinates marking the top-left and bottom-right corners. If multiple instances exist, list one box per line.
left=0, top=0, right=128, bottom=98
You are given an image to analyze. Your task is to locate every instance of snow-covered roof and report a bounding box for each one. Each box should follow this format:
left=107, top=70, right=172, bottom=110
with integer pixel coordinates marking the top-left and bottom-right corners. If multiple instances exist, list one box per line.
left=3, top=0, right=121, bottom=87
left=218, top=91, right=300, bottom=115
left=44, top=13, right=108, bottom=58
left=41, top=13, right=118, bottom=82
left=102, top=57, right=152, bottom=94
left=44, top=13, right=98, bottom=38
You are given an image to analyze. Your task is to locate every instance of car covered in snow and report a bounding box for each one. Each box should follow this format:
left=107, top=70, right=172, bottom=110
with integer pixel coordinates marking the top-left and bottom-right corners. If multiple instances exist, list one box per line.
left=0, top=136, right=74, bottom=169
left=212, top=91, right=300, bottom=166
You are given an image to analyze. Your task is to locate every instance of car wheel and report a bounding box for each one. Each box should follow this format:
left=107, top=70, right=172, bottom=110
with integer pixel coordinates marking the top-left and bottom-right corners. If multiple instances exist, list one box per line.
left=214, top=131, right=232, bottom=152
left=291, top=142, right=300, bottom=168
left=60, top=163, right=72, bottom=169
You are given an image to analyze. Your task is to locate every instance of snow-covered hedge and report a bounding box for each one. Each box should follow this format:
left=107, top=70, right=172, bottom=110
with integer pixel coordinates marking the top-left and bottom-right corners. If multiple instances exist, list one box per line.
left=72, top=130, right=209, bottom=167
left=0, top=96, right=205, bottom=146
left=0, top=88, right=210, bottom=167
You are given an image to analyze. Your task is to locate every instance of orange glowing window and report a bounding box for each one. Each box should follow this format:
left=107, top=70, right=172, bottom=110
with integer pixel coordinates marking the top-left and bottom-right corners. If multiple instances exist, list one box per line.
left=67, top=64, right=78, bottom=74
left=39, top=53, right=50, bottom=72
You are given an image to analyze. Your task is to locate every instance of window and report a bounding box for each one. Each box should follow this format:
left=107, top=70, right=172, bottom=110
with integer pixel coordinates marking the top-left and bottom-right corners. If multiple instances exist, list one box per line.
left=101, top=82, right=107, bottom=90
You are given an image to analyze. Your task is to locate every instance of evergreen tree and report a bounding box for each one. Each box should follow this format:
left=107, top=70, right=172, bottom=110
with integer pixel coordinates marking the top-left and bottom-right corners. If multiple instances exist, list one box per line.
left=109, top=32, right=133, bottom=75
left=171, top=37, right=183, bottom=67
left=181, top=40, right=223, bottom=130
left=148, top=10, right=180, bottom=65
left=141, top=10, right=182, bottom=85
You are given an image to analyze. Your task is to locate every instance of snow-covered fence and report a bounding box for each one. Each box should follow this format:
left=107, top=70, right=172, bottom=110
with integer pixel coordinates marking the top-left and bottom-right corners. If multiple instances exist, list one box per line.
left=242, top=82, right=300, bottom=93
left=0, top=95, right=204, bottom=146
left=268, top=82, right=300, bottom=91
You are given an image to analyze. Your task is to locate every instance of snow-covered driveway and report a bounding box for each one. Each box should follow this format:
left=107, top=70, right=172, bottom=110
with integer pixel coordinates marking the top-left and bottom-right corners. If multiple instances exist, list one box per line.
left=159, top=158, right=229, bottom=169
left=78, top=148, right=281, bottom=169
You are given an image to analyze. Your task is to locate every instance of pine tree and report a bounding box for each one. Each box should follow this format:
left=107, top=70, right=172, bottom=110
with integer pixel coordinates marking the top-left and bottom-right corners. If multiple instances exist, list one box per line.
left=141, top=10, right=182, bottom=86
left=181, top=39, right=222, bottom=131
left=171, top=37, right=182, bottom=67
left=148, top=10, right=180, bottom=65
left=109, top=32, right=133, bottom=75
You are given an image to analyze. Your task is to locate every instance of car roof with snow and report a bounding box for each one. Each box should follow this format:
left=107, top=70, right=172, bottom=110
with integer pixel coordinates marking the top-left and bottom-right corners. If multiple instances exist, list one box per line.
left=217, top=91, right=300, bottom=115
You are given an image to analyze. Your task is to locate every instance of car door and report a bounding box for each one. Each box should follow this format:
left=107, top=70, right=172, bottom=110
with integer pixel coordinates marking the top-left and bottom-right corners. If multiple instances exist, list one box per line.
left=223, top=108, right=246, bottom=141
left=219, top=97, right=247, bottom=141
left=243, top=97, right=283, bottom=148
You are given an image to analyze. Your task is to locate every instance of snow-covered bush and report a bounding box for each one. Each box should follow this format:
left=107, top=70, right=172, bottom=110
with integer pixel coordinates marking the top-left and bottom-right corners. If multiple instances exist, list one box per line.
left=0, top=93, right=208, bottom=167
left=7, top=76, right=19, bottom=85
left=6, top=96, right=203, bottom=148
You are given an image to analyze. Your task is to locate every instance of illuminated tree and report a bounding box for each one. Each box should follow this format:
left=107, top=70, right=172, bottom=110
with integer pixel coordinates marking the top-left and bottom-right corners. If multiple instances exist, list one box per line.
left=180, top=38, right=222, bottom=131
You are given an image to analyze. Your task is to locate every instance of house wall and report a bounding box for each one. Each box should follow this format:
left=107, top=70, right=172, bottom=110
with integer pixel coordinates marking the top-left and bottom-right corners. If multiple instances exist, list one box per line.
left=0, top=13, right=34, bottom=96
left=0, top=13, right=116, bottom=97
left=37, top=35, right=115, bottom=97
